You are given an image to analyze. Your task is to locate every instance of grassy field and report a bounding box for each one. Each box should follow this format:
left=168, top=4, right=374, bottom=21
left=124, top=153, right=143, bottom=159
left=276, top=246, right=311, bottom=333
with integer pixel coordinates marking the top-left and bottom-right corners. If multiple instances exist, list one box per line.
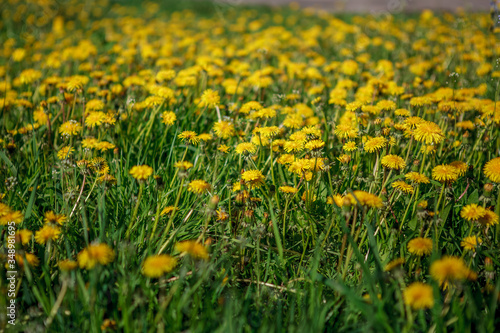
left=1, top=0, right=500, bottom=331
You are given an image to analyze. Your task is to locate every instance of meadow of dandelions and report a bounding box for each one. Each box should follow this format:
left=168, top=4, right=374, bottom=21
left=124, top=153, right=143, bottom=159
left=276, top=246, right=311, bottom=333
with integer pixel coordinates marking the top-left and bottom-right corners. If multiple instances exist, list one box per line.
left=1, top=0, right=500, bottom=331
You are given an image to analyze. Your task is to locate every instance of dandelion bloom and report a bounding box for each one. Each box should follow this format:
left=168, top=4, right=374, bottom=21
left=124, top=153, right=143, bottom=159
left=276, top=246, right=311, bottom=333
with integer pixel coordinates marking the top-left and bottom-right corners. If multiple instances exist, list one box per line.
left=216, top=208, right=229, bottom=221
left=57, top=146, right=75, bottom=160
left=188, top=180, right=211, bottom=194
left=197, top=133, right=212, bottom=142
left=241, top=170, right=265, bottom=189
left=449, top=161, right=468, bottom=177
left=175, top=240, right=209, bottom=260
left=343, top=141, right=357, bottom=151
left=384, top=258, right=404, bottom=271
left=460, top=204, right=486, bottom=221
left=405, top=172, right=430, bottom=184
left=129, top=165, right=153, bottom=180
left=160, top=206, right=177, bottom=216
left=17, top=229, right=32, bottom=245
left=142, top=254, right=178, bottom=278
left=477, top=210, right=499, bottom=227
left=279, top=186, right=298, bottom=194
left=334, top=123, right=358, bottom=139
left=161, top=111, right=176, bottom=125
left=35, top=225, right=61, bottom=245
left=392, top=180, right=414, bottom=194
left=284, top=140, right=304, bottom=153
left=174, top=161, right=193, bottom=170
left=218, top=145, right=230, bottom=153
left=407, top=237, right=432, bottom=256
left=16, top=253, right=39, bottom=268
left=403, top=282, right=434, bottom=310
left=256, top=126, right=280, bottom=139
left=86, top=99, right=104, bottom=111
left=235, top=142, right=257, bottom=155
left=364, top=137, right=387, bottom=153
left=77, top=243, right=115, bottom=269
left=344, top=190, right=383, bottom=208
left=327, top=194, right=343, bottom=207
left=337, top=154, right=351, bottom=164
left=305, top=139, right=325, bottom=150
left=381, top=154, right=406, bottom=170
left=59, top=120, right=82, bottom=136
left=413, top=121, right=444, bottom=144
left=0, top=210, right=24, bottom=225
left=432, top=164, right=459, bottom=183
left=277, top=154, right=295, bottom=165
left=178, top=131, right=200, bottom=145
left=483, top=157, right=500, bottom=183
left=200, top=89, right=220, bottom=108
left=59, top=259, right=78, bottom=271
left=461, top=236, right=482, bottom=251
left=213, top=121, right=235, bottom=139
left=85, top=111, right=106, bottom=127
left=430, top=256, right=469, bottom=286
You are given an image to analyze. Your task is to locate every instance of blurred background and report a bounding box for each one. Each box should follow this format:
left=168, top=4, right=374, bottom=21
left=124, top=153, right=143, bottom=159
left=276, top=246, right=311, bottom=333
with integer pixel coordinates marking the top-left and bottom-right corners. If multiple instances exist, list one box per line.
left=222, top=0, right=489, bottom=12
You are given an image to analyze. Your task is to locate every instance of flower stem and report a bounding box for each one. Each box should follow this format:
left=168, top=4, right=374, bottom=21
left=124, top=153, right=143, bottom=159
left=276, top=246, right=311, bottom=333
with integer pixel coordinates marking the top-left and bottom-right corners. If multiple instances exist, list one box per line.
left=125, top=181, right=144, bottom=239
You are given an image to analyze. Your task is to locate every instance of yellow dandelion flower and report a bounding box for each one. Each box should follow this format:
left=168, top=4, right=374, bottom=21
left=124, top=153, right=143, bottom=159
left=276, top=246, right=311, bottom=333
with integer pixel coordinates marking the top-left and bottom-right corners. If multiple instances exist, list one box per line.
left=343, top=141, right=357, bottom=152
left=384, top=258, right=405, bottom=271
left=16, top=253, right=39, bottom=268
left=17, top=229, right=33, bottom=245
left=364, top=137, right=387, bottom=153
left=59, top=120, right=82, bottom=136
left=175, top=240, right=209, bottom=260
left=449, top=161, right=468, bottom=177
left=344, top=190, right=383, bottom=208
left=477, top=210, right=499, bottom=227
left=460, top=204, right=486, bottom=221
left=241, top=170, right=265, bottom=189
left=200, top=89, right=220, bottom=108
left=381, top=154, right=406, bottom=170
left=392, top=180, right=414, bottom=194
left=77, top=243, right=115, bottom=270
left=279, top=186, right=298, bottom=194
left=235, top=142, right=257, bottom=155
left=334, top=124, right=358, bottom=139
left=58, top=259, right=78, bottom=271
left=461, top=236, right=482, bottom=251
left=34, top=225, right=61, bottom=244
left=188, top=180, right=211, bottom=194
left=484, top=157, right=500, bottom=183
left=44, top=211, right=67, bottom=225
left=161, top=111, right=177, bottom=126
left=407, top=237, right=432, bottom=256
left=174, top=161, right=193, bottom=170
left=0, top=210, right=24, bottom=225
left=430, top=256, right=472, bottom=288
left=178, top=131, right=200, bottom=145
left=213, top=121, right=235, bottom=139
left=142, top=254, right=177, bottom=278
left=432, top=164, right=459, bottom=183
left=305, top=139, right=325, bottom=151
left=85, top=111, right=106, bottom=127
left=218, top=145, right=230, bottom=153
left=413, top=121, right=444, bottom=144
left=197, top=133, right=213, bottom=142
left=403, top=282, right=434, bottom=310
left=129, top=165, right=153, bottom=181
left=405, top=172, right=430, bottom=184
left=160, top=206, right=177, bottom=216
left=57, top=146, right=75, bottom=160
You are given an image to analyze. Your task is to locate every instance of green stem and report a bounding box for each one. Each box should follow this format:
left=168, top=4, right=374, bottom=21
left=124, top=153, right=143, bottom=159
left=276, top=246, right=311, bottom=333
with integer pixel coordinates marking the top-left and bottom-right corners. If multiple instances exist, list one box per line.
left=125, top=181, right=144, bottom=239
